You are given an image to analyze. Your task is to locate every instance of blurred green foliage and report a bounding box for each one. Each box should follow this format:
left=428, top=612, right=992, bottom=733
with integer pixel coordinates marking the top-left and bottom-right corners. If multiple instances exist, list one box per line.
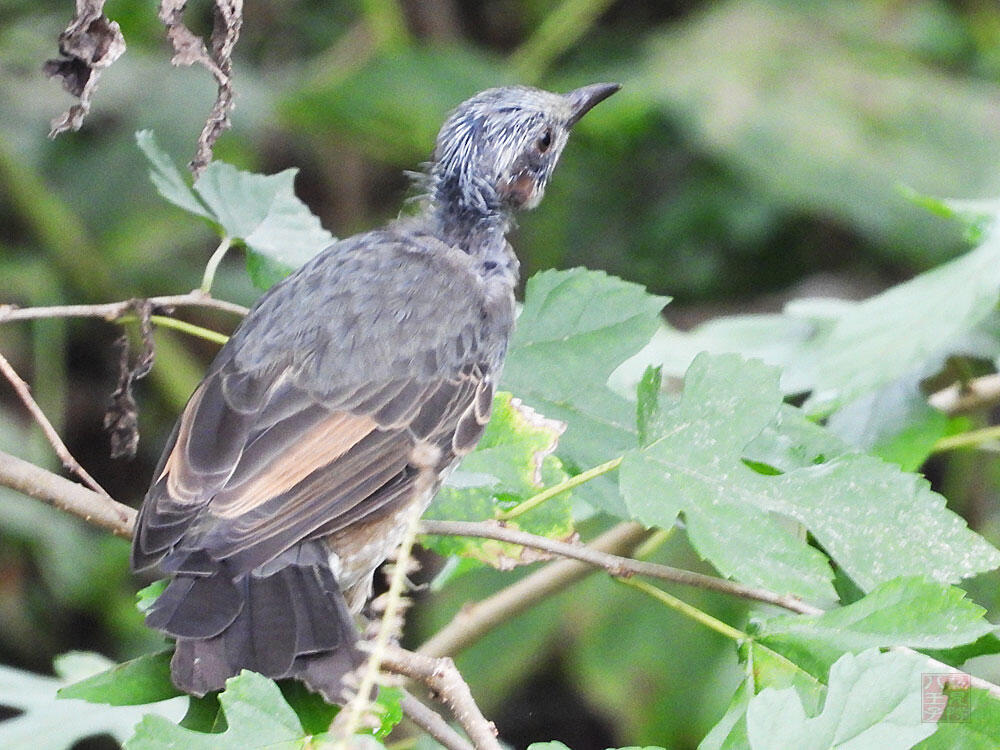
left=3, top=0, right=1000, bottom=747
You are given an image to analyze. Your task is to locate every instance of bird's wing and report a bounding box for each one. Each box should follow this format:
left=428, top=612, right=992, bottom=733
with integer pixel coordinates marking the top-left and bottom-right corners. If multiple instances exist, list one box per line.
left=132, top=231, right=507, bottom=578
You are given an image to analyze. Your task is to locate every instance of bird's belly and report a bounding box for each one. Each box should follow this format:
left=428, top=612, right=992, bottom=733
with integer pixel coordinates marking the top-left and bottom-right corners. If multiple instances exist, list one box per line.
left=323, top=457, right=458, bottom=611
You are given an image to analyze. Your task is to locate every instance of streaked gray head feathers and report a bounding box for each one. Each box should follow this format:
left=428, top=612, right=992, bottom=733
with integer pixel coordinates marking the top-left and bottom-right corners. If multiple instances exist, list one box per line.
left=429, top=83, right=619, bottom=221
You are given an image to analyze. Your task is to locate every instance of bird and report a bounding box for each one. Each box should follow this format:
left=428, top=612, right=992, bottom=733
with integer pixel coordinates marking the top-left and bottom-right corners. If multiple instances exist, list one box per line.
left=130, top=82, right=620, bottom=702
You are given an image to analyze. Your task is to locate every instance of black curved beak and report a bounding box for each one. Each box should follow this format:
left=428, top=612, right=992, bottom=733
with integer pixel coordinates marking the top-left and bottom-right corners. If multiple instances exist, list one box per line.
left=566, top=82, right=621, bottom=127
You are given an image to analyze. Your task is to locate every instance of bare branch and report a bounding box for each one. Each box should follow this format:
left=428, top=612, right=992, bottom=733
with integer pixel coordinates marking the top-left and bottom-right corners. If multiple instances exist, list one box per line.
left=0, top=292, right=249, bottom=323
left=44, top=0, right=126, bottom=137
left=399, top=690, right=474, bottom=750
left=929, top=373, right=1000, bottom=415
left=0, top=352, right=110, bottom=497
left=419, top=520, right=823, bottom=616
left=2, top=454, right=999, bottom=713
left=419, top=522, right=649, bottom=658
left=380, top=645, right=502, bottom=750
left=0, top=449, right=135, bottom=537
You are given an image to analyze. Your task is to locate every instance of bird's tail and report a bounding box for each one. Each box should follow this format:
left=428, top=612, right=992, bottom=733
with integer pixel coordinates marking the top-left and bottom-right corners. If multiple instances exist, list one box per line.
left=144, top=543, right=362, bottom=703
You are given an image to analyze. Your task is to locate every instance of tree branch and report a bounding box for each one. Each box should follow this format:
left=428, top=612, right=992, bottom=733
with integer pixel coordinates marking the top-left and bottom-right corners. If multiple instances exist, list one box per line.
left=379, top=645, right=502, bottom=750
left=0, top=291, right=249, bottom=323
left=0, top=455, right=493, bottom=741
left=0, top=352, right=110, bottom=497
left=2, top=451, right=999, bottom=713
left=418, top=520, right=823, bottom=616
left=0, top=449, right=135, bottom=538
left=929, top=373, right=1000, bottom=415
left=418, top=521, right=649, bottom=658
left=398, top=690, right=473, bottom=750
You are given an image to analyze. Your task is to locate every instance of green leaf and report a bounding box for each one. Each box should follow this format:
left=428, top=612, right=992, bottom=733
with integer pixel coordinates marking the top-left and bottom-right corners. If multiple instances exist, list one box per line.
left=900, top=185, right=1000, bottom=242
left=795, top=226, right=1000, bottom=413
left=914, top=687, right=1000, bottom=748
left=125, top=671, right=330, bottom=749
left=698, top=678, right=752, bottom=750
left=136, top=578, right=168, bottom=613
left=135, top=130, right=213, bottom=221
left=425, top=392, right=573, bottom=568
left=743, top=404, right=852, bottom=473
left=191, top=163, right=335, bottom=289
left=58, top=651, right=180, bottom=706
left=275, top=680, right=338, bottom=735
left=0, top=659, right=185, bottom=749
left=620, top=354, right=835, bottom=601
left=923, top=633, right=1000, bottom=668
left=610, top=314, right=814, bottom=399
left=371, top=686, right=404, bottom=740
left=757, top=577, right=994, bottom=679
left=636, top=365, right=663, bottom=447
left=745, top=649, right=937, bottom=750
left=744, top=642, right=825, bottom=716
left=827, top=377, right=955, bottom=471
left=136, top=132, right=335, bottom=290
left=503, top=268, right=668, bottom=514
left=620, top=354, right=1000, bottom=601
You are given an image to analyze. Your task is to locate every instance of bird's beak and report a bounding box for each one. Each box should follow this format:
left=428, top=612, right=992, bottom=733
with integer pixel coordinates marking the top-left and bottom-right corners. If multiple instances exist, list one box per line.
left=565, top=82, right=621, bottom=127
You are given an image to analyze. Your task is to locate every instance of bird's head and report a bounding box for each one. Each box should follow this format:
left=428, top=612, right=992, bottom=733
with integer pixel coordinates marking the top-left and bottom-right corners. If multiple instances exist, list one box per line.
left=429, top=83, right=620, bottom=222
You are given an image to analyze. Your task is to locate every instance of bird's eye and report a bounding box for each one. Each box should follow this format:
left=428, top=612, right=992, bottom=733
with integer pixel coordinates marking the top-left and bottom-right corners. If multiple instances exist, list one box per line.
left=536, top=129, right=552, bottom=153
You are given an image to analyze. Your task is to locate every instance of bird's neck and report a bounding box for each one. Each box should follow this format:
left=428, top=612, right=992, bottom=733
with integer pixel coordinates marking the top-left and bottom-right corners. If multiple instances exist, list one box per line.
left=423, top=198, right=519, bottom=286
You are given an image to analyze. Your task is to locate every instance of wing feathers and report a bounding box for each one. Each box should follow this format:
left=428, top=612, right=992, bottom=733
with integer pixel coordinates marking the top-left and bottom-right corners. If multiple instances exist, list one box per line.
left=143, top=360, right=491, bottom=579
left=212, top=411, right=377, bottom=519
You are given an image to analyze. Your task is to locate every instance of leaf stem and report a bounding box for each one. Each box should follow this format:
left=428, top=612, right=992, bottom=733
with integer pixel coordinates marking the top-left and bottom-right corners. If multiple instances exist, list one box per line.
left=933, top=424, right=1000, bottom=453
left=200, top=236, right=232, bottom=295
left=149, top=315, right=229, bottom=345
left=619, top=578, right=748, bottom=642
left=496, top=455, right=623, bottom=520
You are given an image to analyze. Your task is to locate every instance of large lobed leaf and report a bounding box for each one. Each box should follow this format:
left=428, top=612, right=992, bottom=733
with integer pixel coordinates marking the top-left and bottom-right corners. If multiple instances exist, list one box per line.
left=136, top=130, right=334, bottom=289
left=755, top=576, right=995, bottom=679
left=0, top=653, right=184, bottom=750
left=745, top=649, right=936, bottom=750
left=502, top=268, right=668, bottom=514
left=614, top=217, right=1000, bottom=426
left=620, top=354, right=1000, bottom=602
left=424, top=392, right=573, bottom=568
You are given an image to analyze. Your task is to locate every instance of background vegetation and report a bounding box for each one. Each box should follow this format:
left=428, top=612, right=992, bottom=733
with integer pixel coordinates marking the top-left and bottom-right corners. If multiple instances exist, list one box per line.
left=3, top=0, right=1000, bottom=747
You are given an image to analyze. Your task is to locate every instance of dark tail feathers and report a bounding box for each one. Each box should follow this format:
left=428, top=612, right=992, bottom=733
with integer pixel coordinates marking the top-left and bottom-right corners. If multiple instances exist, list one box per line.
left=145, top=548, right=362, bottom=703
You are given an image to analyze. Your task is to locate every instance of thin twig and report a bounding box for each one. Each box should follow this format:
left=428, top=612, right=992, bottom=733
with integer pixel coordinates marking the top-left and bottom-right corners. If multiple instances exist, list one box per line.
left=497, top=455, right=622, bottom=520
left=419, top=522, right=649, bottom=658
left=2, top=454, right=999, bottom=707
left=419, top=520, right=823, bottom=616
left=380, top=646, right=502, bottom=750
left=0, top=292, right=249, bottom=323
left=0, top=353, right=110, bottom=497
left=620, top=577, right=748, bottom=641
left=0, top=449, right=135, bottom=537
left=933, top=424, right=1000, bottom=453
left=399, top=690, right=473, bottom=750
left=929, top=374, right=1000, bottom=414
left=335, top=501, right=425, bottom=740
